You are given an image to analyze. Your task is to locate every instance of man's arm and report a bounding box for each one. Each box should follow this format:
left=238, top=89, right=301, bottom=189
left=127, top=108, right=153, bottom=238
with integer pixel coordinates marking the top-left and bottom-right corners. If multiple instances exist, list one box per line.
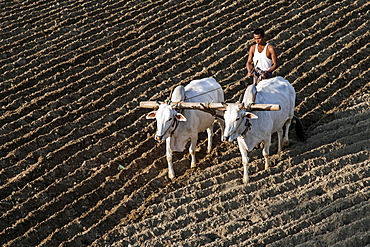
left=246, top=45, right=255, bottom=77
left=266, top=45, right=278, bottom=73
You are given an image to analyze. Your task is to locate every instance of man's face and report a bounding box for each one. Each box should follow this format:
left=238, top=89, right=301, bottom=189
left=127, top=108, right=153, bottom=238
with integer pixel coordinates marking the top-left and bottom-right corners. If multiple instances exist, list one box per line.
left=253, top=34, right=265, bottom=45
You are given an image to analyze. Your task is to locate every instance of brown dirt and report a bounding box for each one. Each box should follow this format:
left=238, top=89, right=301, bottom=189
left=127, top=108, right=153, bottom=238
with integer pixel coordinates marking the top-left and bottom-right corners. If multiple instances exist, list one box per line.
left=0, top=0, right=369, bottom=246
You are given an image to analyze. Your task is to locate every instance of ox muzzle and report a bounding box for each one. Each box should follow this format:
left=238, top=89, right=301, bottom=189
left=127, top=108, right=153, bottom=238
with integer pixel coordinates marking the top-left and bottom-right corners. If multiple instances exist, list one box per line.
left=155, top=134, right=166, bottom=143
left=155, top=135, right=163, bottom=142
left=222, top=135, right=235, bottom=142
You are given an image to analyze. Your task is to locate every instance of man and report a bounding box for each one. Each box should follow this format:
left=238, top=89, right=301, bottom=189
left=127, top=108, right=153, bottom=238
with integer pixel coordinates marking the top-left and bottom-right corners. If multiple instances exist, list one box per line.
left=246, top=28, right=278, bottom=85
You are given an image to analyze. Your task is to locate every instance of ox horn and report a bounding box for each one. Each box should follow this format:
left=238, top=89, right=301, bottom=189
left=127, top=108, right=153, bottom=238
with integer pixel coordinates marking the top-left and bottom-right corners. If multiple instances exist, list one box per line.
left=238, top=92, right=244, bottom=103
left=240, top=103, right=253, bottom=111
left=169, top=86, right=175, bottom=99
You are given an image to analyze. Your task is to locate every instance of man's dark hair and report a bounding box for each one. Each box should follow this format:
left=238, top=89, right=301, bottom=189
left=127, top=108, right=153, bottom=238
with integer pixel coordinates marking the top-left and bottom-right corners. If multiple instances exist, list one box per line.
left=253, top=28, right=265, bottom=37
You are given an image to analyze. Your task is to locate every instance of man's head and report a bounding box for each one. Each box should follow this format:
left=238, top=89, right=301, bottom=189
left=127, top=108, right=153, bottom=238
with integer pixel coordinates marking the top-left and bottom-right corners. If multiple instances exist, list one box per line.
left=253, top=28, right=265, bottom=37
left=253, top=28, right=266, bottom=45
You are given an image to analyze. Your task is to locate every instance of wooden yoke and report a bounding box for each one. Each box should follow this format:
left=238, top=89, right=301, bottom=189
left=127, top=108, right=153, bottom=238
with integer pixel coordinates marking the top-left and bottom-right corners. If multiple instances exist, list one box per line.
left=139, top=101, right=281, bottom=111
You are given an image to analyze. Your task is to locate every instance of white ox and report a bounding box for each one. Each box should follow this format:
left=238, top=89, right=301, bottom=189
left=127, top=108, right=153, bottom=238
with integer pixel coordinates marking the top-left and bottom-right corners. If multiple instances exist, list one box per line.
left=146, top=78, right=224, bottom=179
left=223, top=76, right=304, bottom=183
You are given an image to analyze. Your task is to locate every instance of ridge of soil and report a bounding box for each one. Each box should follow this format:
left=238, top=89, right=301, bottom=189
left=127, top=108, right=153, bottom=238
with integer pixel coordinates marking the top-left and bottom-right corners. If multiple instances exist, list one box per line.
left=0, top=0, right=369, bottom=246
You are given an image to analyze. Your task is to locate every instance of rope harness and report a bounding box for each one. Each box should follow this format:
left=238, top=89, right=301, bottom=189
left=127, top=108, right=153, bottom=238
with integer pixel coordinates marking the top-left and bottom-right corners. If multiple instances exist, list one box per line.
left=166, top=87, right=224, bottom=120
left=158, top=109, right=182, bottom=138
left=226, top=105, right=253, bottom=139
left=163, top=85, right=255, bottom=139
left=184, top=86, right=222, bottom=101
left=169, top=108, right=183, bottom=136
left=240, top=103, right=253, bottom=138
left=240, top=118, right=252, bottom=138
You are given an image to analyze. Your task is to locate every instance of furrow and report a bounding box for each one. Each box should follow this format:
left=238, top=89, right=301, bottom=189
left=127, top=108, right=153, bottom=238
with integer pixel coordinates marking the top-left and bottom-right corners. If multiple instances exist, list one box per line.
left=301, top=65, right=370, bottom=129
left=115, top=155, right=369, bottom=245
left=278, top=0, right=368, bottom=82
left=0, top=0, right=230, bottom=136
left=97, top=143, right=366, bottom=243
left=0, top=0, right=175, bottom=89
left=293, top=25, right=369, bottom=106
left=233, top=179, right=370, bottom=246
left=265, top=191, right=370, bottom=246
left=1, top=0, right=368, bottom=246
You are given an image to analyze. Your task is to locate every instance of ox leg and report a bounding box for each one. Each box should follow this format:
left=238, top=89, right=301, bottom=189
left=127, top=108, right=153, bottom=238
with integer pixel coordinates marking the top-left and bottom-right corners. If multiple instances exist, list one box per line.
left=216, top=117, right=225, bottom=142
left=262, top=136, right=271, bottom=170
left=206, top=124, right=214, bottom=154
left=277, top=128, right=284, bottom=153
left=283, top=118, right=293, bottom=147
left=189, top=136, right=198, bottom=168
left=166, top=138, right=175, bottom=179
left=238, top=137, right=250, bottom=183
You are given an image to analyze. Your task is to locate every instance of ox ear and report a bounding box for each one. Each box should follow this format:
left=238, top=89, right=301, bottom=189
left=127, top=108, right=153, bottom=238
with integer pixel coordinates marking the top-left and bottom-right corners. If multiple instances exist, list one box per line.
left=175, top=113, right=187, bottom=121
left=244, top=112, right=258, bottom=119
left=146, top=111, right=157, bottom=119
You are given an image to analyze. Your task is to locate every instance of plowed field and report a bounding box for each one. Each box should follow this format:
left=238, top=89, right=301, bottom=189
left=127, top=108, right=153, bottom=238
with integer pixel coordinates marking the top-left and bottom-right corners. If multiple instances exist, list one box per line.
left=1, top=0, right=369, bottom=246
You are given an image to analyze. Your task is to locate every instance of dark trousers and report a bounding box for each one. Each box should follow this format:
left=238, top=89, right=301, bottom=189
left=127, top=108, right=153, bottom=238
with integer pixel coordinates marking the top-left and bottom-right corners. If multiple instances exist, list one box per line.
left=253, top=68, right=273, bottom=85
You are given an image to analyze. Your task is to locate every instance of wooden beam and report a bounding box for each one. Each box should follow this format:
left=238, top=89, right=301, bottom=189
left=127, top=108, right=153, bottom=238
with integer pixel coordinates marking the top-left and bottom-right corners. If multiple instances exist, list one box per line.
left=139, top=101, right=281, bottom=111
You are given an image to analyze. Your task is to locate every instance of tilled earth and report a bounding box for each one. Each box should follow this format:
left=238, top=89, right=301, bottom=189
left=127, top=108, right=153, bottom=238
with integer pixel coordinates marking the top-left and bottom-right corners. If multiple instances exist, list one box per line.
left=0, top=0, right=369, bottom=246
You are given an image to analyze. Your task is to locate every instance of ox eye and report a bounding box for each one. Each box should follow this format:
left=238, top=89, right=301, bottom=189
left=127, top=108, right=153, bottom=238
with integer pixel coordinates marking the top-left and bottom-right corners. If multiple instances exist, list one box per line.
left=168, top=118, right=172, bottom=122
left=236, top=117, right=240, bottom=121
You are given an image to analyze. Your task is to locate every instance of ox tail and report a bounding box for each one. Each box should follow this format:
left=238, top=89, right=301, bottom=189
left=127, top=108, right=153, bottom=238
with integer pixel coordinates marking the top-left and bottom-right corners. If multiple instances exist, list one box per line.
left=293, top=115, right=306, bottom=142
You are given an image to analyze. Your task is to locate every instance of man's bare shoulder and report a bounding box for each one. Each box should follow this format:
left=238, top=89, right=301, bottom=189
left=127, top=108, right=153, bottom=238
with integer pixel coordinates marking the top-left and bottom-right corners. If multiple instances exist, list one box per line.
left=267, top=44, right=277, bottom=51
left=249, top=44, right=256, bottom=52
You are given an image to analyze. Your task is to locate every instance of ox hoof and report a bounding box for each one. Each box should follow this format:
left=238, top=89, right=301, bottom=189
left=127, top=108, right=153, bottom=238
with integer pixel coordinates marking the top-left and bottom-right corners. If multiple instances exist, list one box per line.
left=190, top=163, right=197, bottom=168
left=282, top=140, right=289, bottom=147
left=243, top=177, right=249, bottom=183
left=264, top=156, right=271, bottom=170
left=264, top=161, right=271, bottom=170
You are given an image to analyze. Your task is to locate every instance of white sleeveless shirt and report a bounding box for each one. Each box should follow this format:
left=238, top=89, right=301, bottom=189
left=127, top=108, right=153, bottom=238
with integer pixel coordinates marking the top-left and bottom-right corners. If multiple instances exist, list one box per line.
left=253, top=43, right=273, bottom=71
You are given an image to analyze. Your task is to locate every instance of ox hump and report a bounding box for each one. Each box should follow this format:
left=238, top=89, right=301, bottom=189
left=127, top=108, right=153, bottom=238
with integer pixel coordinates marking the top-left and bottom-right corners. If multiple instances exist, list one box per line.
left=171, top=86, right=185, bottom=102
